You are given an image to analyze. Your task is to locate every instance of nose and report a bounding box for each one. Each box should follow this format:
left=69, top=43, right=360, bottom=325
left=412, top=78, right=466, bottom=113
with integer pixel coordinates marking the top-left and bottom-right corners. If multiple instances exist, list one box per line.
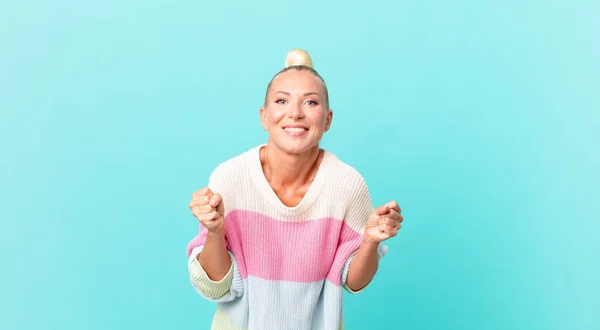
left=287, top=101, right=305, bottom=119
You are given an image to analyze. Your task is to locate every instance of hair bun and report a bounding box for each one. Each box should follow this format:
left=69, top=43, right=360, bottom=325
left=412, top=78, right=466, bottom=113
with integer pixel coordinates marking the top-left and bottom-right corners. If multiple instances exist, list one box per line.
left=285, top=49, right=313, bottom=68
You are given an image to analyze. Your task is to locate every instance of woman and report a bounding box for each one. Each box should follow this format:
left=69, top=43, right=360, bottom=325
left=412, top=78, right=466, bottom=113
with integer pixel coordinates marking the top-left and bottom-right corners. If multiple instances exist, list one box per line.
left=186, top=49, right=404, bottom=330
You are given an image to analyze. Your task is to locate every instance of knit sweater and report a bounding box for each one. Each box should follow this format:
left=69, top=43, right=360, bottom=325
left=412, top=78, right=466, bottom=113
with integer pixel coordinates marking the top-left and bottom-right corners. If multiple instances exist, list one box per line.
left=186, top=144, right=388, bottom=330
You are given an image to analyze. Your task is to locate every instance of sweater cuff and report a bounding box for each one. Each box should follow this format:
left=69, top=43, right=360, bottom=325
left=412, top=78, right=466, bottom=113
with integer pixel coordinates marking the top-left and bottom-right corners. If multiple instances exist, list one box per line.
left=188, top=246, right=234, bottom=299
left=342, top=243, right=388, bottom=294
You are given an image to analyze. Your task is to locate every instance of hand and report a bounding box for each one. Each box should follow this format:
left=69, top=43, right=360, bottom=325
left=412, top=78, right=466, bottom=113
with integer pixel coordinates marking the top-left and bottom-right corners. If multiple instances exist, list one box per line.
left=189, top=187, right=225, bottom=234
left=364, top=200, right=403, bottom=243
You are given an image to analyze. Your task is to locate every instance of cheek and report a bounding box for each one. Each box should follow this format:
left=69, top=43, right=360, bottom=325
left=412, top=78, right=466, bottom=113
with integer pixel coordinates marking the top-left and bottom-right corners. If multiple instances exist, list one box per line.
left=264, top=108, right=286, bottom=125
left=308, top=111, right=327, bottom=127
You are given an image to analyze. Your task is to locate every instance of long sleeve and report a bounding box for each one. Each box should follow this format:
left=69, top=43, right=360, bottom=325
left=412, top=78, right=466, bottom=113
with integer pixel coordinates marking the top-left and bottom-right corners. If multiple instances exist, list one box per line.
left=188, top=246, right=244, bottom=302
left=340, top=245, right=388, bottom=294
left=186, top=162, right=245, bottom=303
left=184, top=145, right=396, bottom=329
left=334, top=171, right=389, bottom=294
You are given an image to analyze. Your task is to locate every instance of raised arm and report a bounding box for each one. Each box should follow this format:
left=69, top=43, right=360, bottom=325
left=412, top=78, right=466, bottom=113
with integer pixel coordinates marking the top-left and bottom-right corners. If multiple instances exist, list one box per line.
left=187, top=182, right=243, bottom=302
left=345, top=201, right=403, bottom=292
left=190, top=187, right=232, bottom=280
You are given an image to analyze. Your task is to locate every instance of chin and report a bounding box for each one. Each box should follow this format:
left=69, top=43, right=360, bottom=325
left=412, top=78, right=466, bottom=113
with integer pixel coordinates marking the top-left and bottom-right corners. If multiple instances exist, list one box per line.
left=271, top=135, right=320, bottom=155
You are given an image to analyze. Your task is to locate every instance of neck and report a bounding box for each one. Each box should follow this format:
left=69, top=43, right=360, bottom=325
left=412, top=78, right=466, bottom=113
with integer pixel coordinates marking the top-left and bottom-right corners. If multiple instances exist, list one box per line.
left=261, top=140, right=322, bottom=188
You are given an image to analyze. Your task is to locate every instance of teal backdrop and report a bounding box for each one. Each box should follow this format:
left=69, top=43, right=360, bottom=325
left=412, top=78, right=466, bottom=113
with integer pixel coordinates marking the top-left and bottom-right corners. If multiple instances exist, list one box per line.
left=1, top=0, right=598, bottom=329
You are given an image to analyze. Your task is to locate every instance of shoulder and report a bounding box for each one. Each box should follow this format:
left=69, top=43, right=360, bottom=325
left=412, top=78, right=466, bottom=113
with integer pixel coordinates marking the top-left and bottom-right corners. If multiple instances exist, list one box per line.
left=209, top=152, right=247, bottom=178
left=322, top=150, right=374, bottom=228
left=323, top=150, right=371, bottom=201
left=208, top=145, right=259, bottom=188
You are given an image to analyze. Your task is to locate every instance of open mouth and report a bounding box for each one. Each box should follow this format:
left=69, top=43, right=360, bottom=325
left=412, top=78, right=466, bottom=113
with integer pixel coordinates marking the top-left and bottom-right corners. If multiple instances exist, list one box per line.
left=283, top=125, right=309, bottom=136
left=284, top=127, right=308, bottom=133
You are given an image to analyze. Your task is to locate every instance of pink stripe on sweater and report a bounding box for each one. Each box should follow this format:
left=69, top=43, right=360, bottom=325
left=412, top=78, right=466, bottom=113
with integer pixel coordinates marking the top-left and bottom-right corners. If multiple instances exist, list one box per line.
left=186, top=209, right=363, bottom=284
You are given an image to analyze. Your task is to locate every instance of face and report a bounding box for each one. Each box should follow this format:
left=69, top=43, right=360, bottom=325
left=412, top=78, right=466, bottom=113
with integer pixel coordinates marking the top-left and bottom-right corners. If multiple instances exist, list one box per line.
left=260, top=69, right=333, bottom=155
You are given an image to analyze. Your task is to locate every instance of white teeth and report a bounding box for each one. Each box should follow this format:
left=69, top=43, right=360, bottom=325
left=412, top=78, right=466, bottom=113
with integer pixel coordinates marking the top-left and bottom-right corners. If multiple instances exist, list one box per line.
left=284, top=127, right=306, bottom=132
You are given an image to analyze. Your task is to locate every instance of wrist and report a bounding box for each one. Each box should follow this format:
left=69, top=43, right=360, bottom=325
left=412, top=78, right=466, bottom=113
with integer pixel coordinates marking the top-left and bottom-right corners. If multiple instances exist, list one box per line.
left=360, top=236, right=380, bottom=250
left=207, top=230, right=226, bottom=240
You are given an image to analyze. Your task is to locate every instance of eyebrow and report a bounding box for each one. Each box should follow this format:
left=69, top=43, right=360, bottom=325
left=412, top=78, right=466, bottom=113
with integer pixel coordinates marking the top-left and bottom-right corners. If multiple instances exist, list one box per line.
left=274, top=91, right=321, bottom=97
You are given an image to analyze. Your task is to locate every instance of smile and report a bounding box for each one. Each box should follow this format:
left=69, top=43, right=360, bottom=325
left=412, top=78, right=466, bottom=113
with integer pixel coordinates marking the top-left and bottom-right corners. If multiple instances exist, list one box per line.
left=283, top=126, right=309, bottom=137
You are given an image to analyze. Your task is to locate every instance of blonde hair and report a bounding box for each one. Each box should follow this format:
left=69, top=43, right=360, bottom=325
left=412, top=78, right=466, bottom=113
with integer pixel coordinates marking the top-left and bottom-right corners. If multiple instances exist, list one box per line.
left=264, top=49, right=329, bottom=107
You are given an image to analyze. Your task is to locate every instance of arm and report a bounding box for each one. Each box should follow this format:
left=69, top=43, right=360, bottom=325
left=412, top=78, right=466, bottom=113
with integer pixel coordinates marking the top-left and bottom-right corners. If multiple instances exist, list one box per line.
left=189, top=245, right=244, bottom=302
left=188, top=226, right=244, bottom=302
left=343, top=202, right=402, bottom=294
left=345, top=239, right=381, bottom=292
left=187, top=184, right=243, bottom=302
left=198, top=231, right=232, bottom=281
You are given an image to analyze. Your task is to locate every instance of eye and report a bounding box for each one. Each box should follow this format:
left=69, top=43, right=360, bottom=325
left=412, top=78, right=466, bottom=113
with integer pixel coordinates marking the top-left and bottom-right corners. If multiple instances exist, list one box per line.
left=275, top=99, right=287, bottom=105
left=305, top=100, right=318, bottom=106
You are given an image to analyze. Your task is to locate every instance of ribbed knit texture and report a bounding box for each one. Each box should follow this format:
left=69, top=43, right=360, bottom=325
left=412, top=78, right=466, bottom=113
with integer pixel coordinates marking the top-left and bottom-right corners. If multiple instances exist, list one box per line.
left=187, top=144, right=388, bottom=330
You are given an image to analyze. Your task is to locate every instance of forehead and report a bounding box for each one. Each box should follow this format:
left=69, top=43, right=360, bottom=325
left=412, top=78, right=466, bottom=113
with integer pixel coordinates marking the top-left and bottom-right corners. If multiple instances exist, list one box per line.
left=270, top=69, right=325, bottom=93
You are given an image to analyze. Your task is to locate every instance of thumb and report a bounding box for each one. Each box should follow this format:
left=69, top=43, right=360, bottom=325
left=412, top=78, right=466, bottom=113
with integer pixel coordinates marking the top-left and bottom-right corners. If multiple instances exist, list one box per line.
left=200, top=187, right=214, bottom=198
left=385, top=200, right=400, bottom=213
left=209, top=193, right=222, bottom=207
left=210, top=193, right=225, bottom=216
left=375, top=205, right=390, bottom=216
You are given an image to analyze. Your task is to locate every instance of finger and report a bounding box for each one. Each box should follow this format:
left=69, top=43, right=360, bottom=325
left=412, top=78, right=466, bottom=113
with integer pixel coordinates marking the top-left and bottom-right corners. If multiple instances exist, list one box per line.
left=192, top=188, right=207, bottom=200
left=375, top=205, right=390, bottom=216
left=199, top=187, right=214, bottom=198
left=188, top=196, right=213, bottom=213
left=383, top=217, right=402, bottom=229
left=378, top=223, right=397, bottom=232
left=192, top=191, right=202, bottom=200
left=193, top=203, right=215, bottom=214
left=385, top=200, right=400, bottom=213
left=196, top=210, right=220, bottom=223
left=192, top=196, right=210, bottom=205
left=379, top=223, right=399, bottom=236
left=209, top=193, right=222, bottom=208
left=378, top=216, right=396, bottom=227
left=193, top=187, right=213, bottom=200
left=385, top=212, right=403, bottom=226
left=384, top=209, right=402, bottom=221
left=379, top=213, right=402, bottom=227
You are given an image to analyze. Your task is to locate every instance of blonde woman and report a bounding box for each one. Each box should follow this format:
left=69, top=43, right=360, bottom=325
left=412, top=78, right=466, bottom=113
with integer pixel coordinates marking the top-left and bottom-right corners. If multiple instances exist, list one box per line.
left=187, top=49, right=404, bottom=330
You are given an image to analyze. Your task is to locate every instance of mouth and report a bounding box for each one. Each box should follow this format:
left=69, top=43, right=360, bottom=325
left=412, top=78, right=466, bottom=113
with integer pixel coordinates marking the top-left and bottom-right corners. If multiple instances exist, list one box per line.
left=282, top=125, right=309, bottom=136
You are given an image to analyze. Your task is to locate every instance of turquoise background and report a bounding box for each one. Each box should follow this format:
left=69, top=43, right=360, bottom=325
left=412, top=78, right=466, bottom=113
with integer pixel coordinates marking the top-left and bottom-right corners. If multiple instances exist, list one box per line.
left=2, top=0, right=598, bottom=329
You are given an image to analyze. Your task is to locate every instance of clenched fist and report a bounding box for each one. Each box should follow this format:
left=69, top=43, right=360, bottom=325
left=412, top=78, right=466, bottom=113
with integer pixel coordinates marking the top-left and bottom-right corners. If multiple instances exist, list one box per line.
left=364, top=200, right=403, bottom=243
left=189, top=187, right=225, bottom=234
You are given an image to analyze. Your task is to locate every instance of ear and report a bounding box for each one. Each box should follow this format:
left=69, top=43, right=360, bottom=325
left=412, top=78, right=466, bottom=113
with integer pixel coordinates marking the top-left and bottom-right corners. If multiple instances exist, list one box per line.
left=324, top=109, right=333, bottom=132
left=260, top=107, right=268, bottom=130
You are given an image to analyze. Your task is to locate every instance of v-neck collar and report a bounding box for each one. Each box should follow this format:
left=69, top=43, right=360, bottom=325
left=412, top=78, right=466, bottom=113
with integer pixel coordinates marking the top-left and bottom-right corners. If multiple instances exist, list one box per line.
left=247, top=144, right=336, bottom=217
